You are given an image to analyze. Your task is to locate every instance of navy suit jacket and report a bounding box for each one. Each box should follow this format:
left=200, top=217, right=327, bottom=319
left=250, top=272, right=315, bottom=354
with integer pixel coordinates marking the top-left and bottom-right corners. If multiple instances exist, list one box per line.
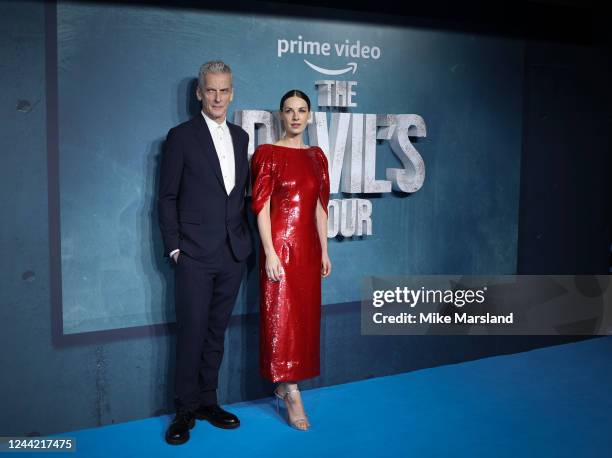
left=158, top=115, right=252, bottom=261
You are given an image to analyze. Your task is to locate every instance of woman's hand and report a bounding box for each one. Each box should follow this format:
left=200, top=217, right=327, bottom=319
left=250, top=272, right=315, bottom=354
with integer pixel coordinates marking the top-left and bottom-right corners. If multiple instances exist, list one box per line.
left=266, top=252, right=284, bottom=282
left=321, top=252, right=332, bottom=277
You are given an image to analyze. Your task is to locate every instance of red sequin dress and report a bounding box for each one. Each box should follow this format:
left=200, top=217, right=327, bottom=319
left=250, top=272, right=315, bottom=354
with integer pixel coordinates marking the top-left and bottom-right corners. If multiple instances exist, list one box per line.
left=251, top=144, right=330, bottom=382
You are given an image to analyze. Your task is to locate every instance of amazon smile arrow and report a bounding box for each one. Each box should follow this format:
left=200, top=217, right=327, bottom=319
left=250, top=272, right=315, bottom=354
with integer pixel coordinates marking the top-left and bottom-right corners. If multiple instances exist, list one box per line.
left=304, top=60, right=358, bottom=75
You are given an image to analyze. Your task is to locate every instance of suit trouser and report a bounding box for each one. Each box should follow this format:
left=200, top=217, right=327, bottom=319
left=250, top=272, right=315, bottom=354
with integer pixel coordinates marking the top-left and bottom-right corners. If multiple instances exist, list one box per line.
left=173, top=239, right=244, bottom=410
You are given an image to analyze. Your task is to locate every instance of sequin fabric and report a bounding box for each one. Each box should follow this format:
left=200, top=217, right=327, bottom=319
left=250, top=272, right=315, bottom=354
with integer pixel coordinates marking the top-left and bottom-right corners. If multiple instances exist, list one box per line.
left=251, top=144, right=330, bottom=382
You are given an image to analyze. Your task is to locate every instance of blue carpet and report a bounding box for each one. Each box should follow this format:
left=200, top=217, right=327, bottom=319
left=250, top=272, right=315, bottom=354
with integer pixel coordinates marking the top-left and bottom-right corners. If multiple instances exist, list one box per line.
left=19, top=337, right=612, bottom=457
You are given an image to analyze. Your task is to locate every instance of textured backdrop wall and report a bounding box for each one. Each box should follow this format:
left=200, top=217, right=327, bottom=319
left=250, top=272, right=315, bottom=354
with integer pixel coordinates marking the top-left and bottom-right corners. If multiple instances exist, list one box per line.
left=54, top=2, right=522, bottom=335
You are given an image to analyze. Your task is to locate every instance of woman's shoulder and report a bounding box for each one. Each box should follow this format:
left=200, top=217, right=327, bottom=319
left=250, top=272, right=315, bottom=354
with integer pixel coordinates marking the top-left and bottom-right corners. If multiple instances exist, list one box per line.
left=253, top=143, right=275, bottom=158
left=252, top=144, right=277, bottom=169
left=310, top=146, right=328, bottom=163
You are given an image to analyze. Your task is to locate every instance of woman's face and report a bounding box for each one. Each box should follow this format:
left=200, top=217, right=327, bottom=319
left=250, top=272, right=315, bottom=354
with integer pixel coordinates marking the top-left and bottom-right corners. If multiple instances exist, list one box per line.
left=281, top=96, right=310, bottom=136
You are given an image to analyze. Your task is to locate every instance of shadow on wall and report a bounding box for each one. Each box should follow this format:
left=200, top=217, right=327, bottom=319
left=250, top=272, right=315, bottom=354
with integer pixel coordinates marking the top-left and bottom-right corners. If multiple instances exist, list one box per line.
left=51, top=78, right=203, bottom=345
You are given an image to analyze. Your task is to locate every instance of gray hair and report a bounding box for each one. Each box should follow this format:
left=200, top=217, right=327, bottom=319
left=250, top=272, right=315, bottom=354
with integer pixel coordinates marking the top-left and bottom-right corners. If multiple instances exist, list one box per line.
left=198, top=61, right=232, bottom=88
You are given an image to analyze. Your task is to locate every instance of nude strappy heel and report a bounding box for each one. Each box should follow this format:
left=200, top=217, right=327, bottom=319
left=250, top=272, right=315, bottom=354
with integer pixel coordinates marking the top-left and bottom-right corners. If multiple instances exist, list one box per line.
left=274, top=387, right=310, bottom=431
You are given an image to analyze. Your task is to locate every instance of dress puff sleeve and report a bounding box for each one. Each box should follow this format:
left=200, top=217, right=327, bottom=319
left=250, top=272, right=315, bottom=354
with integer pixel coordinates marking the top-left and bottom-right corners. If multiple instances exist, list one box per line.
left=251, top=145, right=274, bottom=216
left=316, top=147, right=330, bottom=215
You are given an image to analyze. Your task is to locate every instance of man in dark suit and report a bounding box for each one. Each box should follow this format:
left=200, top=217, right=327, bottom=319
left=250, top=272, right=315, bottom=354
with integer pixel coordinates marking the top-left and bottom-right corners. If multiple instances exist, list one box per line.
left=158, top=61, right=251, bottom=445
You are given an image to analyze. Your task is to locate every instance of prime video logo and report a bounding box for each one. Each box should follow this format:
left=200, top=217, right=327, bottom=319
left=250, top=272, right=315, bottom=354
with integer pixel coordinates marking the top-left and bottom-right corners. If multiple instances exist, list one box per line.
left=277, top=36, right=381, bottom=75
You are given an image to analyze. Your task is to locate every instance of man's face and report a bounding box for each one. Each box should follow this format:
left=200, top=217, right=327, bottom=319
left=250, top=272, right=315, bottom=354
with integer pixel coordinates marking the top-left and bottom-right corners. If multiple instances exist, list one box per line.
left=197, top=72, right=234, bottom=122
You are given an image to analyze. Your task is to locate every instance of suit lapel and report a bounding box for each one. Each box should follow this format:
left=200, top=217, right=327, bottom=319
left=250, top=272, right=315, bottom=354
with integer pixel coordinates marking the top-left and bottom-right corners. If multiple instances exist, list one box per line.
left=193, top=116, right=225, bottom=190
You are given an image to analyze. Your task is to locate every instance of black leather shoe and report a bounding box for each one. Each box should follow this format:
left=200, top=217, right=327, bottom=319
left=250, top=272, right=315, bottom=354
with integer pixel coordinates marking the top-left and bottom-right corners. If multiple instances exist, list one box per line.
left=165, top=409, right=195, bottom=445
left=195, top=404, right=240, bottom=429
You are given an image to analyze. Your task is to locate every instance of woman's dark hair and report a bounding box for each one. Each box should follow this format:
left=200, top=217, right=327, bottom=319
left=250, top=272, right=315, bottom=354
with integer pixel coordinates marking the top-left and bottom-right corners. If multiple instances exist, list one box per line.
left=280, top=89, right=311, bottom=111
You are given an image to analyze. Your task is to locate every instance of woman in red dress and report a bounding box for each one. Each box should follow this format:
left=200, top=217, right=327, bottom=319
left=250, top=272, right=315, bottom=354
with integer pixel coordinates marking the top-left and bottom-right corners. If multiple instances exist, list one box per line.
left=251, top=90, right=331, bottom=431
